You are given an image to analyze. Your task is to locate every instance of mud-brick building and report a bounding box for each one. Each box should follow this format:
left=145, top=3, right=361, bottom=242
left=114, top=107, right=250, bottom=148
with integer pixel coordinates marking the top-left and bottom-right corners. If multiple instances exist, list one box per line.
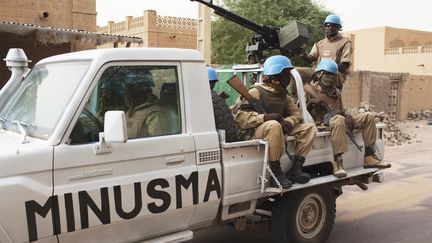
left=342, top=27, right=432, bottom=120
left=0, top=0, right=97, bottom=50
left=345, top=27, right=432, bottom=75
left=0, top=0, right=141, bottom=86
left=97, top=10, right=198, bottom=50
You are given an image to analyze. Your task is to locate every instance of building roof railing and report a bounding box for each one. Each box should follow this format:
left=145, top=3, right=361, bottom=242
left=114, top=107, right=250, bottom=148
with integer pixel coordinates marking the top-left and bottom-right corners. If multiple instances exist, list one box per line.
left=385, top=45, right=432, bottom=55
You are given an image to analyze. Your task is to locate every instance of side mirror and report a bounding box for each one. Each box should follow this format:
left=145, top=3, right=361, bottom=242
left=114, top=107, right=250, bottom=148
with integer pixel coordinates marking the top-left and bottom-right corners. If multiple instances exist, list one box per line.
left=104, top=111, right=127, bottom=143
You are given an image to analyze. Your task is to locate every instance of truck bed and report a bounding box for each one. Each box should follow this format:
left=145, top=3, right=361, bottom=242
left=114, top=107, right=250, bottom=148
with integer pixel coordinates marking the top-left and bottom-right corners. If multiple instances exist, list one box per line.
left=218, top=123, right=385, bottom=213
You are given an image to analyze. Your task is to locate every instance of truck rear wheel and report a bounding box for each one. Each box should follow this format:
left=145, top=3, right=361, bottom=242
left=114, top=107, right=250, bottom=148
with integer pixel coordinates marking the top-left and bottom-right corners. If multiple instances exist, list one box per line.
left=211, top=90, right=238, bottom=142
left=272, top=186, right=336, bottom=243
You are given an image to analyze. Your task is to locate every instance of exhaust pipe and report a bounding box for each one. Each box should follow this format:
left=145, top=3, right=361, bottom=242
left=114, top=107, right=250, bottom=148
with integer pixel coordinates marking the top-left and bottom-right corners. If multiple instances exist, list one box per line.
left=0, top=48, right=31, bottom=110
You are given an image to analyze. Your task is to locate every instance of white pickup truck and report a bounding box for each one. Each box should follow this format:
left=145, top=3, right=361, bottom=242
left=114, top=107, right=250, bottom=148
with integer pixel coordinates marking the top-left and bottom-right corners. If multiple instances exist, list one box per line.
left=0, top=48, right=385, bottom=243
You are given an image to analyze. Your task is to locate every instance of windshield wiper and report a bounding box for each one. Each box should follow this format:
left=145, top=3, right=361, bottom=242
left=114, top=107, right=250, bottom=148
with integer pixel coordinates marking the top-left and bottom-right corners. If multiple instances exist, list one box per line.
left=0, top=117, right=5, bottom=130
left=12, top=120, right=30, bottom=144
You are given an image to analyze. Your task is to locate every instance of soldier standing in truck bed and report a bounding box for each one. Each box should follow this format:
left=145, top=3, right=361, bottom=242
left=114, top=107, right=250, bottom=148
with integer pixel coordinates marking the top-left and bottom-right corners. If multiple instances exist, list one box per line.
left=301, top=14, right=352, bottom=89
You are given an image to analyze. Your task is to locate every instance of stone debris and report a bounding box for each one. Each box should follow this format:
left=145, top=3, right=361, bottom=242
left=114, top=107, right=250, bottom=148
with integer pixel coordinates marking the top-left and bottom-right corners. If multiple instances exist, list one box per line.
left=407, top=109, right=432, bottom=120
left=353, top=102, right=413, bottom=146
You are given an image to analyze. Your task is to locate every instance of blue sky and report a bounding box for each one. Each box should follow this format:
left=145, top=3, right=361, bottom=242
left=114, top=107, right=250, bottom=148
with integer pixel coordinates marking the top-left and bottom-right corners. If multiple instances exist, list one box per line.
left=97, top=0, right=432, bottom=32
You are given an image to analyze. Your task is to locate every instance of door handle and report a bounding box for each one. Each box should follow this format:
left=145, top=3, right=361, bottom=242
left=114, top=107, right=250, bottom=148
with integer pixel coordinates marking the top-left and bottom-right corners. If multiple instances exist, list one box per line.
left=68, top=168, right=113, bottom=181
left=165, top=155, right=185, bottom=164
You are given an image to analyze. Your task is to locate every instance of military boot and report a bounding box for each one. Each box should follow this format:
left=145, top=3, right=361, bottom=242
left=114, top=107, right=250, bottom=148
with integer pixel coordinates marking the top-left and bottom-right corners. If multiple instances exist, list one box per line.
left=269, top=160, right=293, bottom=189
left=364, top=146, right=391, bottom=169
left=285, top=155, right=310, bottom=184
left=333, top=154, right=347, bottom=178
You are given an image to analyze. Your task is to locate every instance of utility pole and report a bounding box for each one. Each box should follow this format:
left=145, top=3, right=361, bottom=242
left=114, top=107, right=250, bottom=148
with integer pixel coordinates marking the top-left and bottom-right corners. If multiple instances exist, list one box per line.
left=197, top=3, right=211, bottom=65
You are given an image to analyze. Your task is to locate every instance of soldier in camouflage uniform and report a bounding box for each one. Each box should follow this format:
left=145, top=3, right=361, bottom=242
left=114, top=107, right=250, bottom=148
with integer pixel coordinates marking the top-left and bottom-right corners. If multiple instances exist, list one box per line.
left=125, top=71, right=174, bottom=138
left=304, top=60, right=391, bottom=178
left=235, top=55, right=317, bottom=189
left=301, top=14, right=353, bottom=89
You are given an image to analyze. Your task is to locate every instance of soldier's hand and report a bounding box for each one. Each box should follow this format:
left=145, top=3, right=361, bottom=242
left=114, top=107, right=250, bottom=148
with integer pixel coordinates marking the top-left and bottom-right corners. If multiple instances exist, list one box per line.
left=281, top=121, right=293, bottom=135
left=219, top=91, right=230, bottom=100
left=307, top=97, right=322, bottom=110
left=264, top=113, right=284, bottom=123
left=292, top=47, right=305, bottom=56
left=344, top=114, right=355, bottom=132
left=338, top=62, right=350, bottom=73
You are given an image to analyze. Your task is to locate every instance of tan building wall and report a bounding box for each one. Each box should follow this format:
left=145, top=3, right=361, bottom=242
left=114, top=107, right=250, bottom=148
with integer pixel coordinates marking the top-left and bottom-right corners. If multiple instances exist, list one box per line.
left=384, top=28, right=432, bottom=48
left=399, top=74, right=432, bottom=119
left=98, top=10, right=198, bottom=50
left=342, top=71, right=432, bottom=121
left=345, top=27, right=432, bottom=75
left=0, top=0, right=96, bottom=51
left=0, top=0, right=96, bottom=31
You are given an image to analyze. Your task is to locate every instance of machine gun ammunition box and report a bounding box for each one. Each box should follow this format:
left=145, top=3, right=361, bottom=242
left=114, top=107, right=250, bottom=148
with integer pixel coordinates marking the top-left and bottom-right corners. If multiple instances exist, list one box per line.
left=278, top=21, right=310, bottom=51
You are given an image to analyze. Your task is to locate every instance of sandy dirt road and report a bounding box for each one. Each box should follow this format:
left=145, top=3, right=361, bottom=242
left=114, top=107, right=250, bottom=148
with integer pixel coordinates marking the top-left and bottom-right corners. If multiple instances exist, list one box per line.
left=329, top=120, right=432, bottom=243
left=188, top=120, right=432, bottom=243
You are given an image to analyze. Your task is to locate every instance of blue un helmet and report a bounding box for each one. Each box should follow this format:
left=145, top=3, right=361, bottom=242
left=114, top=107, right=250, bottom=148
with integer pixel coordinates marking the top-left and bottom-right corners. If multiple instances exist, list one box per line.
left=124, top=70, right=155, bottom=88
left=263, top=55, right=293, bottom=76
left=207, top=67, right=218, bottom=82
left=324, top=14, right=342, bottom=28
left=124, top=69, right=155, bottom=105
left=315, top=59, right=338, bottom=74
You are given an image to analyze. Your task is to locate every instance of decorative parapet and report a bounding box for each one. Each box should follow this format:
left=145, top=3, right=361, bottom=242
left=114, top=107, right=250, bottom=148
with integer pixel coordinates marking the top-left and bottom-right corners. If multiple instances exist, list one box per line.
left=111, top=21, right=126, bottom=33
left=98, top=26, right=108, bottom=33
left=98, top=13, right=197, bottom=34
left=156, top=15, right=197, bottom=31
left=385, top=45, right=432, bottom=55
left=385, top=48, right=400, bottom=55
left=402, top=46, right=418, bottom=54
left=130, top=16, right=145, bottom=29
left=422, top=45, right=432, bottom=53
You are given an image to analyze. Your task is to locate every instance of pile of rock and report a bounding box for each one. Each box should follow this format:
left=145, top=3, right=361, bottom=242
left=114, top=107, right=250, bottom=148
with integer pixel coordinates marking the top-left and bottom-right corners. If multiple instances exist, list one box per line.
left=354, top=102, right=412, bottom=146
left=407, top=110, right=432, bottom=120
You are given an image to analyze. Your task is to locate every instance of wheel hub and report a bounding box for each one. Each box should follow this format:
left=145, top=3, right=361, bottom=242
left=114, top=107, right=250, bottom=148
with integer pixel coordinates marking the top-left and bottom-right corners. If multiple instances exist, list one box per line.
left=296, top=193, right=326, bottom=239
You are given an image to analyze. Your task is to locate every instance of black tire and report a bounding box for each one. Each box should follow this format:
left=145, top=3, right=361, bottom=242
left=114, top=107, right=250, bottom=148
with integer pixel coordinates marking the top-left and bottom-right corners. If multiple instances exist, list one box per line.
left=211, top=90, right=238, bottom=142
left=272, top=185, right=336, bottom=243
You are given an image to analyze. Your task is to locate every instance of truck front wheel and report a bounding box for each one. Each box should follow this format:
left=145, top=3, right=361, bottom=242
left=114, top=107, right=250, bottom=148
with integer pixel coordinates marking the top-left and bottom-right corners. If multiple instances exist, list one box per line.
left=272, top=186, right=336, bottom=243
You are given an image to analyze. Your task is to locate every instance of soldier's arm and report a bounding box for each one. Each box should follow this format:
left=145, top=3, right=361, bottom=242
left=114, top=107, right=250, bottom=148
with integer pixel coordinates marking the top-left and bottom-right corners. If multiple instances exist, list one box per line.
left=301, top=43, right=318, bottom=64
left=283, top=96, right=303, bottom=126
left=338, top=41, right=353, bottom=72
left=338, top=92, right=348, bottom=115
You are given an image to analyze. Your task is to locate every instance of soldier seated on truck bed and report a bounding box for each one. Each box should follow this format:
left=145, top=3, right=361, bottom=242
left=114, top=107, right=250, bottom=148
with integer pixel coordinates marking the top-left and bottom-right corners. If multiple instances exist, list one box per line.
left=304, top=60, right=391, bottom=178
left=234, top=55, right=317, bottom=189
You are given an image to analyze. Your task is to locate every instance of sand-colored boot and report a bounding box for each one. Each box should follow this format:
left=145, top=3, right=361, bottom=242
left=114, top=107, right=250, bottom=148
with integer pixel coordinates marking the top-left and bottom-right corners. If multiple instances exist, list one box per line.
left=364, top=155, right=391, bottom=168
left=333, top=155, right=347, bottom=178
left=364, top=146, right=391, bottom=169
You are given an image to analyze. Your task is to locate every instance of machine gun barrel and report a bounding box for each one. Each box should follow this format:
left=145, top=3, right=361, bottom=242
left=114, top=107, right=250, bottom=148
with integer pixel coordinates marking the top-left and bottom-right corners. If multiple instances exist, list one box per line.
left=191, top=0, right=270, bottom=34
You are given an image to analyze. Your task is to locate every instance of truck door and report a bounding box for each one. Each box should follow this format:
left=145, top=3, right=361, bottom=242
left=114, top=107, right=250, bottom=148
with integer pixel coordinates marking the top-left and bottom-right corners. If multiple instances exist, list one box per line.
left=53, top=63, right=198, bottom=242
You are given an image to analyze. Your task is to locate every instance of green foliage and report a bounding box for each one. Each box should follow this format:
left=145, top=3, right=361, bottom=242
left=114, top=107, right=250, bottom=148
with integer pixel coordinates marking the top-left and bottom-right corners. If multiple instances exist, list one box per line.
left=211, top=0, right=331, bottom=65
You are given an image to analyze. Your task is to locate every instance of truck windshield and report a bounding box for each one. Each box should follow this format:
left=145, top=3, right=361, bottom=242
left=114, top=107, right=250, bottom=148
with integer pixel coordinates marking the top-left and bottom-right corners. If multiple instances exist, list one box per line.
left=0, top=61, right=90, bottom=140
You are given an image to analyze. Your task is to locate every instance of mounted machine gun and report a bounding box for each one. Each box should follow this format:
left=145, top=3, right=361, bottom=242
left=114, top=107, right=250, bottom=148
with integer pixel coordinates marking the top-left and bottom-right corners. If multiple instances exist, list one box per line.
left=191, top=0, right=310, bottom=63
